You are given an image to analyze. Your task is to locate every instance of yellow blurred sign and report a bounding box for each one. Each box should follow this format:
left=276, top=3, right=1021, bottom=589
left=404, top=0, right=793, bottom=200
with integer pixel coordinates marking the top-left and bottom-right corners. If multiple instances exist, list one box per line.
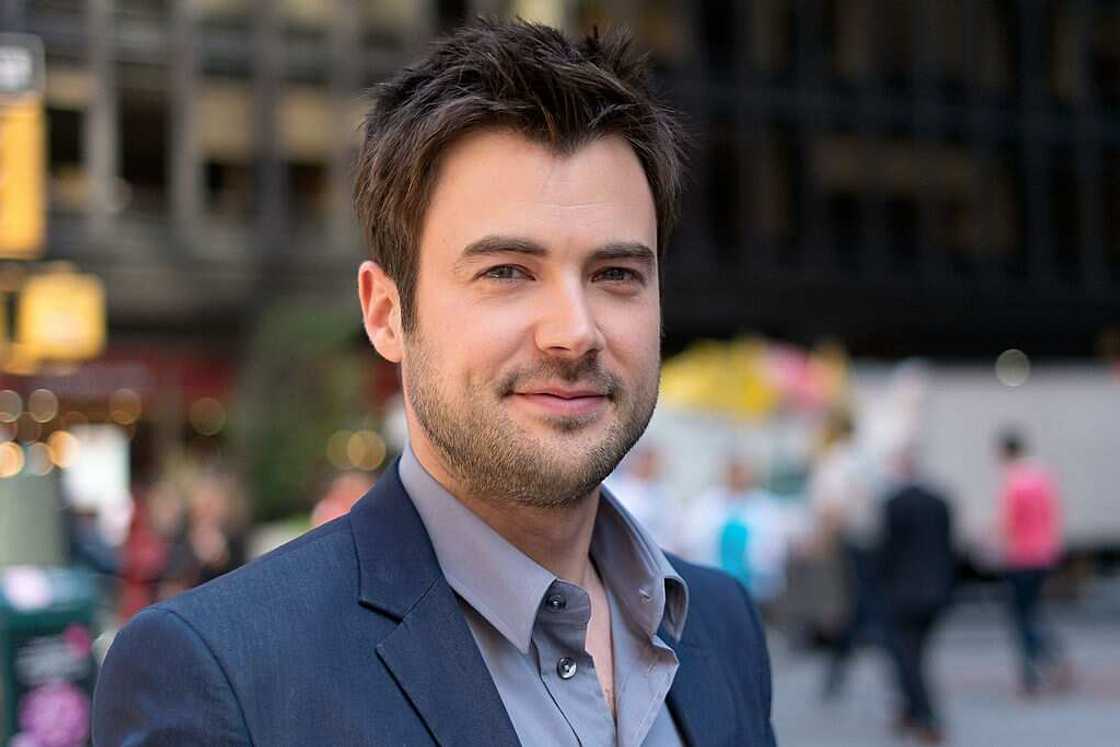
left=0, top=35, right=46, bottom=260
left=18, top=271, right=106, bottom=361
left=0, top=97, right=45, bottom=258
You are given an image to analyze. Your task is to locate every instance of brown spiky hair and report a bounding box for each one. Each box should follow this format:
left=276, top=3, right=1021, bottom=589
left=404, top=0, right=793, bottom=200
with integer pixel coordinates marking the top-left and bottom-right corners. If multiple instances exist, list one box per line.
left=353, top=18, right=687, bottom=331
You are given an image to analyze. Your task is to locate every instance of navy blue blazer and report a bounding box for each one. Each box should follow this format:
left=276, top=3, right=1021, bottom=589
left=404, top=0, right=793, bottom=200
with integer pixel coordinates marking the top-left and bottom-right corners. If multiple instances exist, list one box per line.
left=93, top=462, right=777, bottom=746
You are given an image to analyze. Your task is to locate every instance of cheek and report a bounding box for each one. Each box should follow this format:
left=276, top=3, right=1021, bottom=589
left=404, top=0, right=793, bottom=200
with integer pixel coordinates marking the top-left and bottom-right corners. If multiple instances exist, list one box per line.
left=601, top=301, right=661, bottom=371
left=423, top=307, right=530, bottom=384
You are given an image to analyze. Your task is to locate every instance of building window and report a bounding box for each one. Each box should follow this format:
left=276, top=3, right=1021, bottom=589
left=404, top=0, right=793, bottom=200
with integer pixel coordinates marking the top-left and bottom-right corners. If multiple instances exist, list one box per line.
left=119, top=88, right=169, bottom=216
left=46, top=107, right=84, bottom=212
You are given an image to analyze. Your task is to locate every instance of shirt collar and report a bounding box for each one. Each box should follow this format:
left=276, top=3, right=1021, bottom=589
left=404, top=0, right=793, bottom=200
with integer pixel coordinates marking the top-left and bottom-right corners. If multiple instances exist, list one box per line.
left=398, top=444, right=689, bottom=652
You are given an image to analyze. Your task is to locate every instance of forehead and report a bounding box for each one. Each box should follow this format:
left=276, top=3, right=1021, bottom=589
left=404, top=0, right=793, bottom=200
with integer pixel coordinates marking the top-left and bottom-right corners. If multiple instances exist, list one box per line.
left=416, top=128, right=657, bottom=262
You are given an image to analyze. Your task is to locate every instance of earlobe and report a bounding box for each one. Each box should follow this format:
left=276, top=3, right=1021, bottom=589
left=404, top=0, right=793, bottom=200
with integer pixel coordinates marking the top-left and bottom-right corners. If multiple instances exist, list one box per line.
left=357, top=260, right=404, bottom=363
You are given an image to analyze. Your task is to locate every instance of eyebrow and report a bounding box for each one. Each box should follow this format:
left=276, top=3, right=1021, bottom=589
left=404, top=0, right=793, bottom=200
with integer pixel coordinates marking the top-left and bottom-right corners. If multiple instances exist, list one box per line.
left=455, top=234, right=656, bottom=270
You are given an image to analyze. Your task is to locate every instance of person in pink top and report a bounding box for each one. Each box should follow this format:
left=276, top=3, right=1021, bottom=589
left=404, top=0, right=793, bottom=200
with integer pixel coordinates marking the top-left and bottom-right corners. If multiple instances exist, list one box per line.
left=997, top=429, right=1072, bottom=695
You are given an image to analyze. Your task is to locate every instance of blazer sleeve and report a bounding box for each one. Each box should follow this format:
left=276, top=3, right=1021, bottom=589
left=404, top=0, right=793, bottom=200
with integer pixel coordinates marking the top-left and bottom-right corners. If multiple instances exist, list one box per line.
left=736, top=578, right=777, bottom=747
left=92, top=606, right=252, bottom=746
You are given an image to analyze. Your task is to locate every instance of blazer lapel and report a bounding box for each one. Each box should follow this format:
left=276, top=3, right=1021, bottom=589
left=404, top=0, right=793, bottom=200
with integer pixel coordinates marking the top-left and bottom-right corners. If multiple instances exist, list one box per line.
left=376, top=579, right=521, bottom=747
left=350, top=462, right=520, bottom=747
left=662, top=623, right=739, bottom=747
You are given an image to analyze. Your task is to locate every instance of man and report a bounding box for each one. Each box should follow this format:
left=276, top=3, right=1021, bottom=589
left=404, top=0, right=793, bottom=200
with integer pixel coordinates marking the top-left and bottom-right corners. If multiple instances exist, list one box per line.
left=878, top=449, right=954, bottom=744
left=996, top=429, right=1072, bottom=696
left=92, top=20, right=776, bottom=746
left=681, top=457, right=790, bottom=610
left=808, top=409, right=881, bottom=698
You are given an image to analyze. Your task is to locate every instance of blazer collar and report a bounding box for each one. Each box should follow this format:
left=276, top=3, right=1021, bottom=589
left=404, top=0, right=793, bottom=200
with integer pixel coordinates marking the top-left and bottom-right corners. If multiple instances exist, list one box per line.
left=349, top=459, right=442, bottom=619
left=348, top=460, right=520, bottom=747
left=659, top=563, right=740, bottom=747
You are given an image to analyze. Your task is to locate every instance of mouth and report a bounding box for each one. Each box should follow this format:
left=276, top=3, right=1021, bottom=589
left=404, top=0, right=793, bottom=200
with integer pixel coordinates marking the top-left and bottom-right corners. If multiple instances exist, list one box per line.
left=510, top=387, right=611, bottom=419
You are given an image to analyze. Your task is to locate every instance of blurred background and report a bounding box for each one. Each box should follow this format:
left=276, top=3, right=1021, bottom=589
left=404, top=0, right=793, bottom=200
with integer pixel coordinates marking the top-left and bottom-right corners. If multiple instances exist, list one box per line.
left=0, top=1, right=1118, bottom=745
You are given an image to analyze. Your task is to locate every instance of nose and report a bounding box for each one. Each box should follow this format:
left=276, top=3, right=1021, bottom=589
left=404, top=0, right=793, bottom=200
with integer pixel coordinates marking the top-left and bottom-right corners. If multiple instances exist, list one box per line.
left=533, top=279, right=605, bottom=359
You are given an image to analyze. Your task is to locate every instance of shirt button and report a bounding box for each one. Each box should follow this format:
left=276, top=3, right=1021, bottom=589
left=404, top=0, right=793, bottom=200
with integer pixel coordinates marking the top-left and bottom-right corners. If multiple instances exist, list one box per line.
left=557, top=657, right=578, bottom=680
left=546, top=594, right=567, bottom=611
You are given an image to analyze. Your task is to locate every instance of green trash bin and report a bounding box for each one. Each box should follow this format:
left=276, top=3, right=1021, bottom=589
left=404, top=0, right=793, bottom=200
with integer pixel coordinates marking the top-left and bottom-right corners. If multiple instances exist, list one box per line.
left=0, top=566, right=98, bottom=747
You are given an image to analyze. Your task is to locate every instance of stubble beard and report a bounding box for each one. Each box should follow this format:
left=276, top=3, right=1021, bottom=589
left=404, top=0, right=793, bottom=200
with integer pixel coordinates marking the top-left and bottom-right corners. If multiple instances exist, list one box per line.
left=404, top=333, right=658, bottom=509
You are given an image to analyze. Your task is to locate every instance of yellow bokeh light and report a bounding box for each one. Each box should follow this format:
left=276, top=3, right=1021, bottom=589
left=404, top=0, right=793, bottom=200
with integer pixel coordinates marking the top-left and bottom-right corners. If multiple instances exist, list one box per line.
left=0, top=390, right=22, bottom=423
left=327, top=430, right=352, bottom=470
left=27, top=388, right=59, bottom=423
left=346, top=430, right=387, bottom=471
left=109, top=388, right=142, bottom=425
left=0, top=442, right=24, bottom=477
left=47, top=430, right=78, bottom=469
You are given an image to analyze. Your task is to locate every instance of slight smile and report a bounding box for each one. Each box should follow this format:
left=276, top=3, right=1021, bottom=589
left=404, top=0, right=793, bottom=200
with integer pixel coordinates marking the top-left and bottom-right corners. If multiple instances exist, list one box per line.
left=511, top=388, right=610, bottom=418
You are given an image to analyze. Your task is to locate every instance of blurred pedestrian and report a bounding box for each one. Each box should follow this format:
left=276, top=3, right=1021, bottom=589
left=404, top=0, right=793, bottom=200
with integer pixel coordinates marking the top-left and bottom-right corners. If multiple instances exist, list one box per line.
left=879, top=448, right=954, bottom=744
left=679, top=456, right=753, bottom=567
left=809, top=408, right=883, bottom=698
left=116, top=479, right=173, bottom=621
left=161, top=471, right=247, bottom=595
left=678, top=457, right=791, bottom=616
left=996, top=429, right=1073, bottom=695
left=604, top=445, right=673, bottom=546
left=63, top=496, right=120, bottom=578
left=311, top=470, right=375, bottom=527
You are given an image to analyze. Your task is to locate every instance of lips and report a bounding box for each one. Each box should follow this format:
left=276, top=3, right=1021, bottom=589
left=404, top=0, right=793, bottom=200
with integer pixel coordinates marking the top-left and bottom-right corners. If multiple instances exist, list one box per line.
left=510, top=387, right=610, bottom=418
left=518, top=387, right=607, bottom=399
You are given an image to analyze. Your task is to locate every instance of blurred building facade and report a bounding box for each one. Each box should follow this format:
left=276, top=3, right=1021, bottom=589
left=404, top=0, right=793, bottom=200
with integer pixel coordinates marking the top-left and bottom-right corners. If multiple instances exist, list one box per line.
left=4, top=0, right=1120, bottom=357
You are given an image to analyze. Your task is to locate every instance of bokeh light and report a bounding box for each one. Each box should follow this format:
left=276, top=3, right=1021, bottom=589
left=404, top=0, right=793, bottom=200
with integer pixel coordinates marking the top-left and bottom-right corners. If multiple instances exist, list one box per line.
left=47, top=430, right=79, bottom=469
left=109, top=388, right=142, bottom=425
left=25, top=442, right=53, bottom=475
left=27, top=388, right=59, bottom=423
left=326, top=430, right=352, bottom=470
left=0, top=442, right=25, bottom=477
left=0, top=390, right=22, bottom=423
left=995, top=349, right=1031, bottom=387
left=346, top=430, right=386, bottom=471
left=189, top=397, right=226, bottom=436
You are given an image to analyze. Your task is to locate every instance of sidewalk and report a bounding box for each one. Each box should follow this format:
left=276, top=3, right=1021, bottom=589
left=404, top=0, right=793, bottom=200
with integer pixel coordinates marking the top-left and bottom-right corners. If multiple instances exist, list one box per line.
left=769, top=602, right=1120, bottom=746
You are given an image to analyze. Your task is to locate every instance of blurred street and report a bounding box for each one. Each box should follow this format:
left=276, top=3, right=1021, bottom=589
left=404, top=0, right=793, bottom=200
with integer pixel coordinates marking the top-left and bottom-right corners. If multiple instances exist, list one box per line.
left=771, top=585, right=1120, bottom=746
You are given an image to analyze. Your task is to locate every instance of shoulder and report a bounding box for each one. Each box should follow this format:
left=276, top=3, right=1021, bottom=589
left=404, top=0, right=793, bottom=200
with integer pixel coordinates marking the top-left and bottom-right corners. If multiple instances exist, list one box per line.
left=94, top=517, right=368, bottom=743
left=108, top=515, right=362, bottom=679
left=160, top=516, right=356, bottom=625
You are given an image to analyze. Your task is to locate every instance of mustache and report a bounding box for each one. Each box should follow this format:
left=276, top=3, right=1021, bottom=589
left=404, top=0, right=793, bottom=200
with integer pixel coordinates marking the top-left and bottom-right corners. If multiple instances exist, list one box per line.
left=498, top=357, right=620, bottom=398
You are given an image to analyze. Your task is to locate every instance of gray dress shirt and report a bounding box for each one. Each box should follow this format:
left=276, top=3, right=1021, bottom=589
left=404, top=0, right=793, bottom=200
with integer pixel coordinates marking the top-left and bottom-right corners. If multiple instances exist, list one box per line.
left=400, top=446, right=689, bottom=747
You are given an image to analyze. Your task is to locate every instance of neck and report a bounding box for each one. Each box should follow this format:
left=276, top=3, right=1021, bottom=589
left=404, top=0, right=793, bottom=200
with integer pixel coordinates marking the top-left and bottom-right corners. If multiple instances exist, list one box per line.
left=409, top=436, right=600, bottom=584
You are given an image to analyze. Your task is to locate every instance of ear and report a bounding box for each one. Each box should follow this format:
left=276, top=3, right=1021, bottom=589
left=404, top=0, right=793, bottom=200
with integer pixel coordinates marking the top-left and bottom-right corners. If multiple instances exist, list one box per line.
left=357, top=260, right=403, bottom=363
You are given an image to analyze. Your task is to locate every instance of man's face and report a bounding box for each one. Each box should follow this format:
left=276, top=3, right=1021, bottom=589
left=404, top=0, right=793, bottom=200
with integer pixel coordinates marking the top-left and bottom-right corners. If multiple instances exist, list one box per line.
left=400, top=129, right=661, bottom=507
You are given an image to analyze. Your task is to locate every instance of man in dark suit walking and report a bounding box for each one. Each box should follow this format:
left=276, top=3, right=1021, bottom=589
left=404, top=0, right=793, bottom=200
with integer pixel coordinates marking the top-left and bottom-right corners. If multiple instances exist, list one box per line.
left=879, top=450, right=955, bottom=745
left=92, top=18, right=776, bottom=746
